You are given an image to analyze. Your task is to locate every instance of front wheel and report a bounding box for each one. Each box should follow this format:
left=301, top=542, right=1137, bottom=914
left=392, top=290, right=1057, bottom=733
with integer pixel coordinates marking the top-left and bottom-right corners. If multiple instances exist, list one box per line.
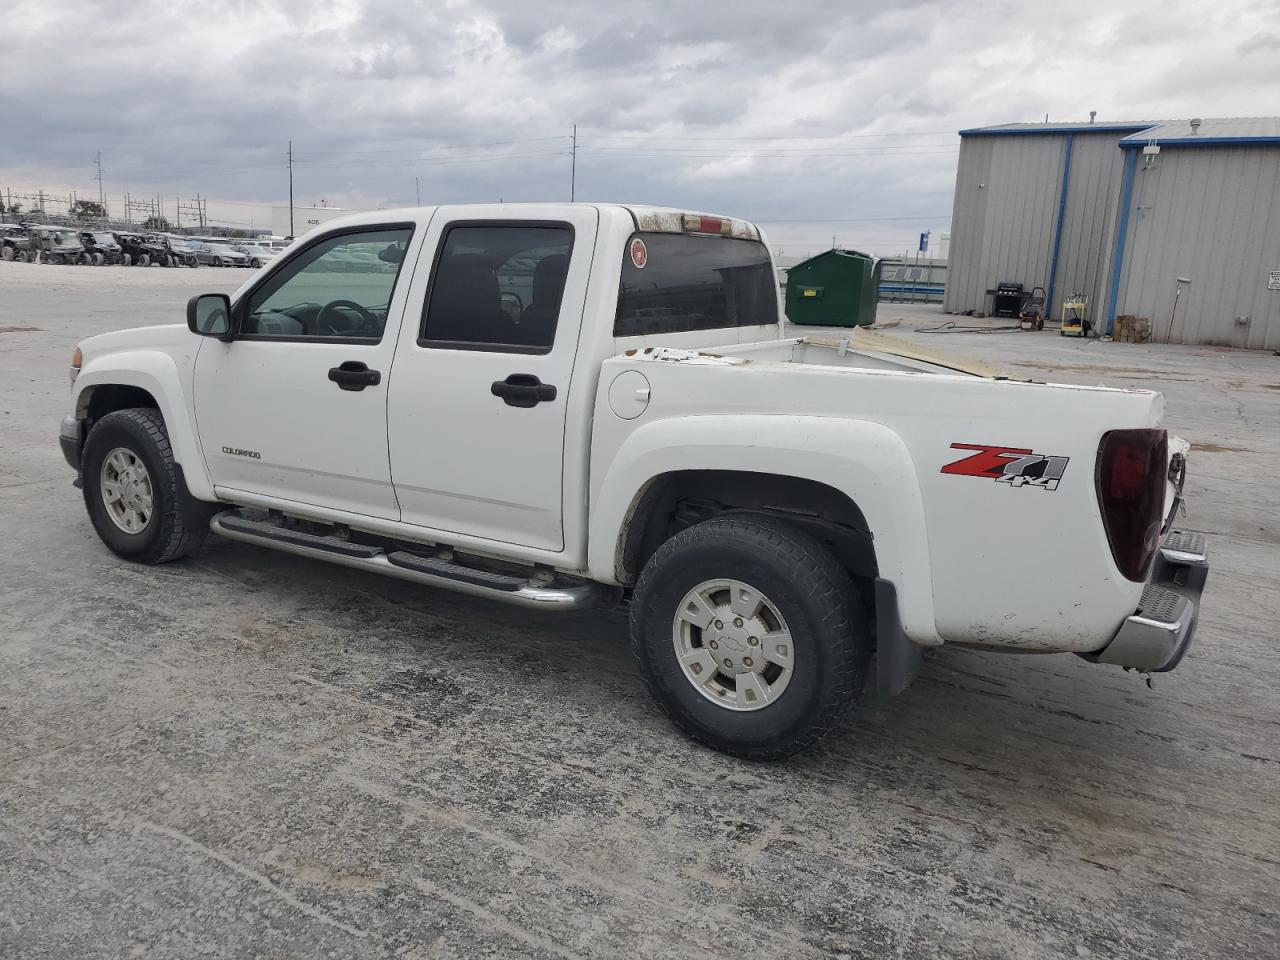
left=630, top=515, right=871, bottom=759
left=81, top=408, right=215, bottom=564
left=138, top=253, right=150, bottom=267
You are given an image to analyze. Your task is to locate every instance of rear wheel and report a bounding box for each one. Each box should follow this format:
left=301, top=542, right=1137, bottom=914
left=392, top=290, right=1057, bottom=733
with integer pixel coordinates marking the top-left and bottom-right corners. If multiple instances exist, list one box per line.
left=630, top=515, right=871, bottom=759
left=1, top=246, right=13, bottom=261
left=121, top=253, right=132, bottom=266
left=16, top=250, right=29, bottom=263
left=81, top=408, right=214, bottom=564
left=137, top=253, right=150, bottom=267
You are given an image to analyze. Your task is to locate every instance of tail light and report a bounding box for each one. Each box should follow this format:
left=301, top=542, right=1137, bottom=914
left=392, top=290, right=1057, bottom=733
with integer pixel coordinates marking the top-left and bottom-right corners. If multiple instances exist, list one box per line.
left=1096, top=428, right=1167, bottom=581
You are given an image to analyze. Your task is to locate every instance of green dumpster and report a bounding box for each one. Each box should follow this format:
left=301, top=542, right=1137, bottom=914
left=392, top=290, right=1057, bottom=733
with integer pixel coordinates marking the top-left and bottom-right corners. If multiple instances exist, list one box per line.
left=785, top=249, right=882, bottom=327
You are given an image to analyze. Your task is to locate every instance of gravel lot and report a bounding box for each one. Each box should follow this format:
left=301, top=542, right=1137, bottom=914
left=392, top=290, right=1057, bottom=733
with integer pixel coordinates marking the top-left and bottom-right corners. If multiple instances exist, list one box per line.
left=1, top=261, right=1277, bottom=959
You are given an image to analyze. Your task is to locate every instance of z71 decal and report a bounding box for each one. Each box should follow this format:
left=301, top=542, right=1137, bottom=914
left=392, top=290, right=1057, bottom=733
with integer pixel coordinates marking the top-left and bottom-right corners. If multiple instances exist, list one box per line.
left=941, top=443, right=1069, bottom=491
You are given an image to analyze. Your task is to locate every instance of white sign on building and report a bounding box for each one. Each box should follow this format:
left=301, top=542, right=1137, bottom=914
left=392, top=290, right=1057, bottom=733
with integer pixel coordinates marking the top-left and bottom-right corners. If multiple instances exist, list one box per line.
left=270, top=205, right=358, bottom=239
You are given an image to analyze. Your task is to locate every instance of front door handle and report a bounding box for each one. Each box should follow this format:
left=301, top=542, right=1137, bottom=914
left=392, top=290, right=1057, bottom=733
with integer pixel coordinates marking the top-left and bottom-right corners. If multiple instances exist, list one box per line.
left=490, top=373, right=557, bottom=408
left=328, top=360, right=381, bottom=391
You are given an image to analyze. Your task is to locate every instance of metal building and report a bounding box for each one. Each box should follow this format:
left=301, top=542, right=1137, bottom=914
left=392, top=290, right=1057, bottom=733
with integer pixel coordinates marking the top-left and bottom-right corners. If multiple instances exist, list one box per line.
left=945, top=117, right=1280, bottom=349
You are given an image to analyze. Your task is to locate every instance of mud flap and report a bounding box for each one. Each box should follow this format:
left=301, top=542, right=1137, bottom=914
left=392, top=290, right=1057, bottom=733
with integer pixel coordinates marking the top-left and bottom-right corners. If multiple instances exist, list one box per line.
left=875, top=578, right=921, bottom=698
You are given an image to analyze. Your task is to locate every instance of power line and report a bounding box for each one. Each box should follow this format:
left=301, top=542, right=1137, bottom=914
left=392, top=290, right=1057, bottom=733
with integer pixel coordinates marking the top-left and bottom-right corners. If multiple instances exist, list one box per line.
left=578, top=130, right=958, bottom=142
left=576, top=148, right=959, bottom=160
left=300, top=135, right=572, bottom=159
left=292, top=150, right=569, bottom=170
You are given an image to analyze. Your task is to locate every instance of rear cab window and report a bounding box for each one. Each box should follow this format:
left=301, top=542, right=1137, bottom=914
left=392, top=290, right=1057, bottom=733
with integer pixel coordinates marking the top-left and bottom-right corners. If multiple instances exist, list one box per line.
left=614, top=232, right=778, bottom=338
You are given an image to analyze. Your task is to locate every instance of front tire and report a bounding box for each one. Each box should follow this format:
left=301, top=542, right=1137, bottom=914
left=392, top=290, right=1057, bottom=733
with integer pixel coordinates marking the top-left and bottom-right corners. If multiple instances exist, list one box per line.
left=630, top=515, right=871, bottom=759
left=81, top=408, right=214, bottom=564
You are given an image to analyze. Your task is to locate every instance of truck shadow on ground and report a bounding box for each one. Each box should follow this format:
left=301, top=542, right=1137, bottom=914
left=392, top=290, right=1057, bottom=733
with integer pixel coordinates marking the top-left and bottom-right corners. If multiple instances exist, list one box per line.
left=192, top=536, right=1189, bottom=810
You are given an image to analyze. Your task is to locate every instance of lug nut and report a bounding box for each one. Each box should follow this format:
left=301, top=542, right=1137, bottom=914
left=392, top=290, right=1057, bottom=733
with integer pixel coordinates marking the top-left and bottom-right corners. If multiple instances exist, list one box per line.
left=734, top=617, right=743, bottom=627
left=748, top=636, right=759, bottom=646
left=709, top=640, right=719, bottom=650
left=744, top=657, right=753, bottom=667
left=723, top=658, right=733, bottom=668
left=714, top=620, right=723, bottom=630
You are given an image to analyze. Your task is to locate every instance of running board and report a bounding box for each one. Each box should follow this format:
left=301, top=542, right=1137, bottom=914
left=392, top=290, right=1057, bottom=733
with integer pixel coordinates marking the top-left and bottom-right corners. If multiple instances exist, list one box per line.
left=210, top=512, right=597, bottom=610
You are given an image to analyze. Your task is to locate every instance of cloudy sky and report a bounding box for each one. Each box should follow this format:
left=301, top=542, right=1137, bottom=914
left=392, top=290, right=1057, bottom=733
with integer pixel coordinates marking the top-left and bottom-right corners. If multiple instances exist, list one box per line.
left=2, top=0, right=1277, bottom=256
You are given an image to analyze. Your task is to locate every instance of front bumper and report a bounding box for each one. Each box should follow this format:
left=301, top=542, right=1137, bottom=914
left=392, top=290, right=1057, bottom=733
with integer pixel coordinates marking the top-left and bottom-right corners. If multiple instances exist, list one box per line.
left=1088, top=530, right=1209, bottom=672
left=59, top=415, right=82, bottom=472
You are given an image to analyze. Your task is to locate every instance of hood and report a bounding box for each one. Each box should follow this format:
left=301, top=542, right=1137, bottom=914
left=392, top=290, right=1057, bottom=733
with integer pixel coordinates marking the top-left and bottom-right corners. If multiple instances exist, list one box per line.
left=82, top=323, right=189, bottom=356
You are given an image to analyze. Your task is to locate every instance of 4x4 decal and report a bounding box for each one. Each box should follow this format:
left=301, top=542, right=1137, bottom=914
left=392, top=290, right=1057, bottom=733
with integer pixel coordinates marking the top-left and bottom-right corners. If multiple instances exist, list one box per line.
left=941, top=443, right=1069, bottom=491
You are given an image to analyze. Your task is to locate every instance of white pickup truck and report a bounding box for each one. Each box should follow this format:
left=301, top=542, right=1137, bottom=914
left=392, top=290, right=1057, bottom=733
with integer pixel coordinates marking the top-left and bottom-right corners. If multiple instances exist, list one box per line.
left=59, top=203, right=1209, bottom=758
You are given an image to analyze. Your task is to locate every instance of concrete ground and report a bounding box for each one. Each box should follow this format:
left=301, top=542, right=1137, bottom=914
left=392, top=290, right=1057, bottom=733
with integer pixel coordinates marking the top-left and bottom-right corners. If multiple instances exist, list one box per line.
left=1, top=263, right=1277, bottom=959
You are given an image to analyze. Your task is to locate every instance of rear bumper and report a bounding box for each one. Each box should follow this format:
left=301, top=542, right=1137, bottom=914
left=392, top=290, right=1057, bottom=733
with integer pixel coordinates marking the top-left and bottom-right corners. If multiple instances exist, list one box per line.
left=59, top=415, right=82, bottom=472
left=1087, top=530, right=1209, bottom=672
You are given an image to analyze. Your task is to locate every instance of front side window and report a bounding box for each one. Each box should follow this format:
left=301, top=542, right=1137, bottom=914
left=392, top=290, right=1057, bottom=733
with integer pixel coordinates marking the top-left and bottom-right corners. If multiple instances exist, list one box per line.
left=615, top=233, right=778, bottom=338
left=420, top=224, right=574, bottom=352
left=242, top=227, right=412, bottom=340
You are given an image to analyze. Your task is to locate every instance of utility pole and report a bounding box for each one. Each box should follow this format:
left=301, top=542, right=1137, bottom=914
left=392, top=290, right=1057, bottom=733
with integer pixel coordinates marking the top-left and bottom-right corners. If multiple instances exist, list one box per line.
left=570, top=124, right=577, bottom=202
left=95, top=152, right=105, bottom=210
left=415, top=176, right=421, bottom=206
left=287, top=140, right=295, bottom=238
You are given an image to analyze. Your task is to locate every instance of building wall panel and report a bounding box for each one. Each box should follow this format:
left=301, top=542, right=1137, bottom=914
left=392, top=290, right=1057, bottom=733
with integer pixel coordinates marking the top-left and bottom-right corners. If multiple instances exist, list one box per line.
left=1115, top=146, right=1280, bottom=349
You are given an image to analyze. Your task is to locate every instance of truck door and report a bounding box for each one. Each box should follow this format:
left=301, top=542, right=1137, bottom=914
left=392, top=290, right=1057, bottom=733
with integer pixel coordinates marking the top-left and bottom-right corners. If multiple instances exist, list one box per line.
left=387, top=207, right=598, bottom=551
left=193, top=223, right=421, bottom=519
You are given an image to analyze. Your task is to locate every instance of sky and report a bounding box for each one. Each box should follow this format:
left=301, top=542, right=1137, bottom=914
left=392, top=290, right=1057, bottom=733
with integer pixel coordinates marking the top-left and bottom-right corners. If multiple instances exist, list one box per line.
left=2, top=0, right=1278, bottom=257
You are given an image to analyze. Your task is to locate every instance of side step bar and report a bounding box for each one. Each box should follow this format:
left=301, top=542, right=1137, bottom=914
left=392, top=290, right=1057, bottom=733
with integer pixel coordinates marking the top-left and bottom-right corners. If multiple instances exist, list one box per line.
left=210, top=512, right=598, bottom=611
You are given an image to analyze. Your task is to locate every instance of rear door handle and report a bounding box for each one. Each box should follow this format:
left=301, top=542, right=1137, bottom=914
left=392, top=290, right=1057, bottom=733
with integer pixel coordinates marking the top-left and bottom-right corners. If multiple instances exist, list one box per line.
left=328, top=360, right=381, bottom=391
left=490, top=373, right=557, bottom=408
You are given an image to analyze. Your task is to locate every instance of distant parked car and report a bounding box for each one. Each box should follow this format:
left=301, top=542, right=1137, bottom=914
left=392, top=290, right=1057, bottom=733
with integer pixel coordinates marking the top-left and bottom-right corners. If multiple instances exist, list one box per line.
left=1, top=223, right=31, bottom=262
left=185, top=241, right=249, bottom=268
left=226, top=243, right=278, bottom=269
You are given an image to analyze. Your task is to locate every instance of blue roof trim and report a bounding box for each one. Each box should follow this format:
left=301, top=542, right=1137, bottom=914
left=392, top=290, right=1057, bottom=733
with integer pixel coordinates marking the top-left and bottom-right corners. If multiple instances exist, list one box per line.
left=959, top=125, right=1151, bottom=138
left=1119, top=136, right=1280, bottom=148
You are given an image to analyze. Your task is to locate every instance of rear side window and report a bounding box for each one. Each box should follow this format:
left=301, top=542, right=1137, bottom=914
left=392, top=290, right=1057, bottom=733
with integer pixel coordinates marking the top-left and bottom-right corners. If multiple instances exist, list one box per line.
left=421, top=224, right=574, bottom=353
left=615, top=233, right=778, bottom=338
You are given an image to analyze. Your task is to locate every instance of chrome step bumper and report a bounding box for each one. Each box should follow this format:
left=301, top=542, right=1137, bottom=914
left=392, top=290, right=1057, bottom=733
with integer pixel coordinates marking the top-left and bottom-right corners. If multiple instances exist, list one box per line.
left=210, top=512, right=598, bottom=611
left=1089, top=530, right=1208, bottom=672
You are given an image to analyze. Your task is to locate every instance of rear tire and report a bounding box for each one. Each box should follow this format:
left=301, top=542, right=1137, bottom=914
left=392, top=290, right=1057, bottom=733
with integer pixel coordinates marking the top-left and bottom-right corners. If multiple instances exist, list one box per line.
left=138, top=253, right=150, bottom=267
left=630, top=515, right=871, bottom=760
left=81, top=408, right=215, bottom=564
left=1, top=246, right=13, bottom=261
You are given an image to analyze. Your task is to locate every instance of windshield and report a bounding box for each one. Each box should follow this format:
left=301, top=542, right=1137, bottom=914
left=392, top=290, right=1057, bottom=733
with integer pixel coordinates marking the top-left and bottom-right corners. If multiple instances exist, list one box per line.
left=615, top=233, right=778, bottom=338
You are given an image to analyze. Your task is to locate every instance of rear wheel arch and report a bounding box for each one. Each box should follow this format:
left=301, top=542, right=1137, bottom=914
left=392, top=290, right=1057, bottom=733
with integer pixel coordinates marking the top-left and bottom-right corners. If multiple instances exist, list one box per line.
left=615, top=469, right=878, bottom=588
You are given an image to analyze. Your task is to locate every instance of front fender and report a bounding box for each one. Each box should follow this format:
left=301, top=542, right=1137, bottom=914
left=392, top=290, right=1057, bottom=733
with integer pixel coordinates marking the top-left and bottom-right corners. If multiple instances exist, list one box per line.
left=73, top=349, right=213, bottom=500
left=588, top=415, right=940, bottom=645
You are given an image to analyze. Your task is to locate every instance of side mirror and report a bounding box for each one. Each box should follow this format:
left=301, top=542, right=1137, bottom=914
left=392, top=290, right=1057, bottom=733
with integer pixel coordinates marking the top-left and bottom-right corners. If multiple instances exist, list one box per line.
left=378, top=242, right=404, bottom=264
left=187, top=293, right=234, bottom=340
